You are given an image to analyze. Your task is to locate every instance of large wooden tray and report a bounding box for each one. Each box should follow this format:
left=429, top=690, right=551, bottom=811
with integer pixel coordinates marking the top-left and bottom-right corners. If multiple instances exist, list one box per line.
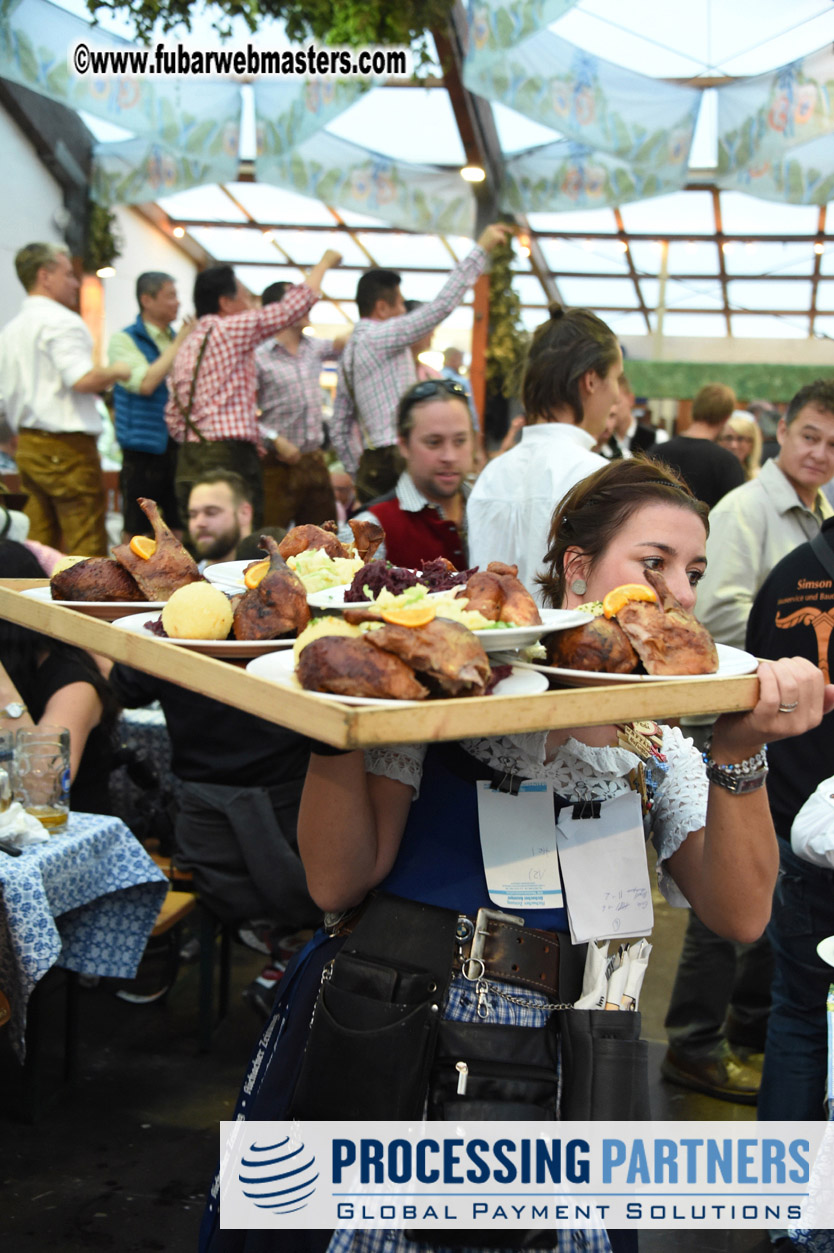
left=0, top=580, right=760, bottom=748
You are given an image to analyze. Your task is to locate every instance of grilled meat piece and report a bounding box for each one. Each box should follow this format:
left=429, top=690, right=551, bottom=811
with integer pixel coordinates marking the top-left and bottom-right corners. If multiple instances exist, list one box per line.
left=616, top=569, right=718, bottom=676
left=50, top=557, right=144, bottom=602
left=298, top=636, right=429, bottom=700
left=112, top=498, right=202, bottom=600
left=233, top=535, right=311, bottom=640
left=367, top=617, right=491, bottom=697
left=544, top=617, right=638, bottom=674
left=348, top=517, right=385, bottom=563
left=278, top=523, right=350, bottom=561
left=456, top=561, right=542, bottom=626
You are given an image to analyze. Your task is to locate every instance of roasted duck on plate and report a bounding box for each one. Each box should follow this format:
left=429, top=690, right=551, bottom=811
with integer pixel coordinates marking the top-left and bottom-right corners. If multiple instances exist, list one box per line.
left=111, top=498, right=202, bottom=600
left=112, top=610, right=296, bottom=660
left=530, top=575, right=756, bottom=684
left=204, top=518, right=383, bottom=597
left=454, top=561, right=542, bottom=627
left=246, top=647, right=548, bottom=704
left=24, top=580, right=164, bottom=621
left=233, top=536, right=311, bottom=641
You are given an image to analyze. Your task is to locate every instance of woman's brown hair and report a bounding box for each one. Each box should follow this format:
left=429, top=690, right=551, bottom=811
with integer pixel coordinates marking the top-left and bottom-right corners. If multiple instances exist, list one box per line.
left=536, top=456, right=710, bottom=608
left=522, top=303, right=621, bottom=424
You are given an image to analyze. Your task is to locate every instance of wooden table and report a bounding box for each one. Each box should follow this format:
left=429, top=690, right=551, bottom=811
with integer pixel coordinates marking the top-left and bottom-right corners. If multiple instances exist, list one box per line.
left=0, top=580, right=760, bottom=748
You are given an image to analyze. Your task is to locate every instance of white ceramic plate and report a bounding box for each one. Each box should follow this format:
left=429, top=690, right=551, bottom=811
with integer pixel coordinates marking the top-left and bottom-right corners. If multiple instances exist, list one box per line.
left=245, top=649, right=549, bottom=705
left=473, top=608, right=592, bottom=654
left=203, top=559, right=262, bottom=593
left=112, top=611, right=296, bottom=659
left=817, top=935, right=834, bottom=968
left=511, top=641, right=759, bottom=686
left=304, top=600, right=589, bottom=656
left=22, top=584, right=164, bottom=621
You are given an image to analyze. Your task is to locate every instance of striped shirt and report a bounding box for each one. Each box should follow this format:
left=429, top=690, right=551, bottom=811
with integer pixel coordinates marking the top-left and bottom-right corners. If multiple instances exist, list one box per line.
left=329, top=246, right=486, bottom=474
left=164, top=283, right=317, bottom=452
left=255, top=333, right=335, bottom=453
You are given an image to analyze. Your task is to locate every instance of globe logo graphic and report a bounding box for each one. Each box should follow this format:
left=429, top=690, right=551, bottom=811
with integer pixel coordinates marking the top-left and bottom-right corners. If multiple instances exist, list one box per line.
left=239, top=1136, right=319, bottom=1214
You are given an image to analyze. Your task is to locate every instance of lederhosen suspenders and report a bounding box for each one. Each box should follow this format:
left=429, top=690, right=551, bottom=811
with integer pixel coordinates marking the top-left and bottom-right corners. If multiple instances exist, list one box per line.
left=171, top=328, right=213, bottom=443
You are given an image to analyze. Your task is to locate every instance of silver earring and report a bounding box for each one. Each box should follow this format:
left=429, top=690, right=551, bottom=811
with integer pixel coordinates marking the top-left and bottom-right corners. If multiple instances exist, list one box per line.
left=571, top=578, right=587, bottom=596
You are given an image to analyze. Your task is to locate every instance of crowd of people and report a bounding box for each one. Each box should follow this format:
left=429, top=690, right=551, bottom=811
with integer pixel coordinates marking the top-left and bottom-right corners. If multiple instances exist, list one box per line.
left=2, top=236, right=834, bottom=1253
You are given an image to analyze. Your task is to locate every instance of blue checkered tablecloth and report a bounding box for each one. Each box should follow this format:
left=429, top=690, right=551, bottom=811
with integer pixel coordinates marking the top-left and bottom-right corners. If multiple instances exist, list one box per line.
left=0, top=811, right=168, bottom=1057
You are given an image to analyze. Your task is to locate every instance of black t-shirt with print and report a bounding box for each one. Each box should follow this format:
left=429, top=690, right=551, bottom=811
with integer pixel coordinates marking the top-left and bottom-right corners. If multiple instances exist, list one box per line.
left=745, top=516, right=834, bottom=838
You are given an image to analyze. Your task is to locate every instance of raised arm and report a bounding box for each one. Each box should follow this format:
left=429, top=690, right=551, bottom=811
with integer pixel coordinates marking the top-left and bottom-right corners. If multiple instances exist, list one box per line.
left=666, top=656, right=834, bottom=939
left=368, top=223, right=511, bottom=353
left=306, top=249, right=342, bottom=295
left=297, top=749, right=413, bottom=912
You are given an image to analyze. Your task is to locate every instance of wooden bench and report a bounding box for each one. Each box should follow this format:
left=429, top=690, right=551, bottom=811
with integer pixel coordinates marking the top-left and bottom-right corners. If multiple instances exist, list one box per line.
left=149, top=855, right=233, bottom=1050
left=152, top=890, right=197, bottom=935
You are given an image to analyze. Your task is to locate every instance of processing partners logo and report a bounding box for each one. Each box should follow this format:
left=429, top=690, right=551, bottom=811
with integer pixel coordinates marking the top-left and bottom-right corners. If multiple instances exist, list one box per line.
left=238, top=1134, right=319, bottom=1216
left=220, top=1120, right=830, bottom=1232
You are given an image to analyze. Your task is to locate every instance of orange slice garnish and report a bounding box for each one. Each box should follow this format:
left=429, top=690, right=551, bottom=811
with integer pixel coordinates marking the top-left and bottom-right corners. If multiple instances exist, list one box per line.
left=380, top=604, right=436, bottom=628
left=602, top=583, right=657, bottom=619
left=243, top=559, right=269, bottom=589
left=129, top=536, right=157, bottom=560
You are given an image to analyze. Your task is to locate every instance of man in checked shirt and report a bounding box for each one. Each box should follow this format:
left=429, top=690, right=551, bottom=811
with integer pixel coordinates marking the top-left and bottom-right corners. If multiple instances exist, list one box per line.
left=329, top=223, right=509, bottom=505
left=255, top=281, right=348, bottom=529
left=166, top=249, right=341, bottom=528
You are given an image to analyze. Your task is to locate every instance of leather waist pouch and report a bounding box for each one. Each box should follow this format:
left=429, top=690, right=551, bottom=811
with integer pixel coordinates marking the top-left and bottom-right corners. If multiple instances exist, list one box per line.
left=288, top=895, right=459, bottom=1122
left=557, top=1007, right=649, bottom=1122
left=408, top=1019, right=561, bottom=1249
left=428, top=1017, right=560, bottom=1121
left=408, top=1013, right=648, bottom=1248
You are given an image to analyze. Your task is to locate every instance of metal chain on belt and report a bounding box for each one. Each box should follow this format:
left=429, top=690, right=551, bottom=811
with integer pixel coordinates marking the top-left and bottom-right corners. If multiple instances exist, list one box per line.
left=474, top=975, right=573, bottom=1016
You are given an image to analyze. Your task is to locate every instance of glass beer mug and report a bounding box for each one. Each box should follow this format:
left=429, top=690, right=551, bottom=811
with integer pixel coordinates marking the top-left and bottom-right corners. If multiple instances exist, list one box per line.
left=14, top=725, right=71, bottom=832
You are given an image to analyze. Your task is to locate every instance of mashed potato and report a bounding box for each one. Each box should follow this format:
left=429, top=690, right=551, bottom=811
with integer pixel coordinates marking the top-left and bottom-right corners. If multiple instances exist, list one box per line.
left=51, top=554, right=87, bottom=577
left=161, top=582, right=233, bottom=640
left=286, top=548, right=364, bottom=593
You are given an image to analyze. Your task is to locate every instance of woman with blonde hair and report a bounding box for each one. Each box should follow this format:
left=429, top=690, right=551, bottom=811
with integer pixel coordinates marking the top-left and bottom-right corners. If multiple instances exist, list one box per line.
left=719, top=410, right=763, bottom=479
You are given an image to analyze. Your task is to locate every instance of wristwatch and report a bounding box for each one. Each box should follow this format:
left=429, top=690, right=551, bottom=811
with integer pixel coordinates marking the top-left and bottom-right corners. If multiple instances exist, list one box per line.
left=0, top=702, right=27, bottom=719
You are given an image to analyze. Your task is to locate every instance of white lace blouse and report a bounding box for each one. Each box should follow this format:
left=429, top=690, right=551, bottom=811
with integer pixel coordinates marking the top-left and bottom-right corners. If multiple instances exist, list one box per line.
left=366, top=727, right=708, bottom=908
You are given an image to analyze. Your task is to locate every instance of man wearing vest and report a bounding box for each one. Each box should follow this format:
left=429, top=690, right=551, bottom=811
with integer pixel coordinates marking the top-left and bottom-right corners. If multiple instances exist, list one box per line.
left=353, top=378, right=474, bottom=569
left=108, top=272, right=193, bottom=537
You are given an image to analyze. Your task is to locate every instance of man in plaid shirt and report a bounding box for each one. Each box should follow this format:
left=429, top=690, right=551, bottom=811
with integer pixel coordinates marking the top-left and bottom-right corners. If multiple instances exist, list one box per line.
left=166, top=249, right=340, bottom=527
left=330, top=223, right=508, bottom=505
left=255, top=281, right=347, bottom=529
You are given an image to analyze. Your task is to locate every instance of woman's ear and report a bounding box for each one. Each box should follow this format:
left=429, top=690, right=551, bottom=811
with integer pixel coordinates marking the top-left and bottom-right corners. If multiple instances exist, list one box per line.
left=563, top=546, right=589, bottom=585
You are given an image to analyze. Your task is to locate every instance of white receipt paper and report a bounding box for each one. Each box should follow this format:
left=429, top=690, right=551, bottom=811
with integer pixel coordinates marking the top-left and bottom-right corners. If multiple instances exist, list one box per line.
left=556, top=790, right=654, bottom=944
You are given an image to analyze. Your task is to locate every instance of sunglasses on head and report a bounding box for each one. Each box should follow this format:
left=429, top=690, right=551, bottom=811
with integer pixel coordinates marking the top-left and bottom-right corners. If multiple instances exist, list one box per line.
left=408, top=379, right=469, bottom=404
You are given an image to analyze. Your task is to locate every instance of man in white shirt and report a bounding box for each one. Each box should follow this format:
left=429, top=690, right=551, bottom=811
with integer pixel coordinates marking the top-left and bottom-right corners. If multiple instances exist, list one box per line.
left=467, top=307, right=622, bottom=601
left=0, top=243, right=131, bottom=555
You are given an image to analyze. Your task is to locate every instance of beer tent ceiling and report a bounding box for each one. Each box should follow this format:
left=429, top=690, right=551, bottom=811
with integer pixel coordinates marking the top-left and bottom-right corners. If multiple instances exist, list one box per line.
left=7, top=0, right=834, bottom=342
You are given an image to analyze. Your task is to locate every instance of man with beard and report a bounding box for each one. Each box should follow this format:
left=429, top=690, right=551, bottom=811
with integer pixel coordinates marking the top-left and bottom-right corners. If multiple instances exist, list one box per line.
left=186, top=468, right=252, bottom=569
left=352, top=378, right=474, bottom=568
